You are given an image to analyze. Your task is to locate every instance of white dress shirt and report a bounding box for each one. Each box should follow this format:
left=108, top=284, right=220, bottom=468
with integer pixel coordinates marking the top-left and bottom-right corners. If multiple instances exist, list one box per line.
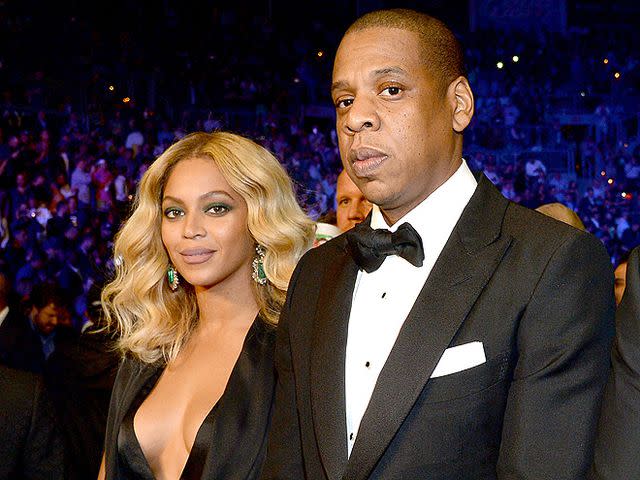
left=345, top=160, right=478, bottom=456
left=0, top=306, right=8, bottom=328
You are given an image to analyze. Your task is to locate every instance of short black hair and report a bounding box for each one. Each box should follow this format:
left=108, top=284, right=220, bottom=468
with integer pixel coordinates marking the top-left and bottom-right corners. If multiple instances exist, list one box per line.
left=345, top=8, right=466, bottom=92
left=29, top=282, right=65, bottom=310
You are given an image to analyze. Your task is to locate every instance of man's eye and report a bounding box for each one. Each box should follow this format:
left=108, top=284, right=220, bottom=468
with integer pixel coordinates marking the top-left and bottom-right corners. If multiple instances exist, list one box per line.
left=380, top=86, right=402, bottom=96
left=336, top=98, right=354, bottom=109
left=164, top=208, right=182, bottom=219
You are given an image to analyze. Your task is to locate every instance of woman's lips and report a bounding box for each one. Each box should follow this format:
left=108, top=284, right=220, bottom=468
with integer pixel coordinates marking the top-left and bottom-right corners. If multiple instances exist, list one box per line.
left=179, top=248, right=215, bottom=265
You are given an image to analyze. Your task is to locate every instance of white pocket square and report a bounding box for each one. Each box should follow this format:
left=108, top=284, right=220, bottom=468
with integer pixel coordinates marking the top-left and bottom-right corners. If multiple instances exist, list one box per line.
left=430, top=341, right=486, bottom=378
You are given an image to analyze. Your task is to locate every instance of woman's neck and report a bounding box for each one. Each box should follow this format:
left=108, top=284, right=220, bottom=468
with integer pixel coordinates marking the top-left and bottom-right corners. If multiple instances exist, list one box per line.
left=194, top=276, right=259, bottom=331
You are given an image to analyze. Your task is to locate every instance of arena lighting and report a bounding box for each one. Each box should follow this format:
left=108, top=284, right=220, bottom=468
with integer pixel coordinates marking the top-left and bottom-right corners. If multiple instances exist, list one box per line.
left=293, top=77, right=300, bottom=83
left=580, top=91, right=586, bottom=97
left=608, top=178, right=614, bottom=185
left=497, top=61, right=504, bottom=69
left=512, top=55, right=519, bottom=62
left=601, top=170, right=606, bottom=176
left=122, top=97, right=131, bottom=103
left=614, top=72, right=621, bottom=79
left=317, top=50, right=324, bottom=58
left=108, top=85, right=114, bottom=91
left=604, top=58, right=609, bottom=64
left=624, top=143, right=629, bottom=148
left=622, top=192, right=627, bottom=198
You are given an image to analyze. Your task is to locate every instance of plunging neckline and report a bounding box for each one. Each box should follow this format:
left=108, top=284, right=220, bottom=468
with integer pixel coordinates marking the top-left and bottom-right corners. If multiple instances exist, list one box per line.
left=126, top=391, right=220, bottom=479
left=123, top=319, right=262, bottom=479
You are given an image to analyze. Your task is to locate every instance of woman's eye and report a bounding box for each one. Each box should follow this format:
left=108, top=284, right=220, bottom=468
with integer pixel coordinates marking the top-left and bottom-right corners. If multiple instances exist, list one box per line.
left=206, top=204, right=230, bottom=215
left=164, top=208, right=183, bottom=219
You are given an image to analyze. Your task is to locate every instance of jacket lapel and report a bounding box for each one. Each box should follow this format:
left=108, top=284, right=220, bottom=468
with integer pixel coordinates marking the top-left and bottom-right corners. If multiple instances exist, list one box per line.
left=114, top=358, right=162, bottom=443
left=310, top=238, right=360, bottom=480
left=345, top=175, right=513, bottom=480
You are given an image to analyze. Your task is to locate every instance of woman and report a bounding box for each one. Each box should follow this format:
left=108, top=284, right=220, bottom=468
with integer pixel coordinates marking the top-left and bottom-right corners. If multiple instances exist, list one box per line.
left=99, top=132, right=314, bottom=479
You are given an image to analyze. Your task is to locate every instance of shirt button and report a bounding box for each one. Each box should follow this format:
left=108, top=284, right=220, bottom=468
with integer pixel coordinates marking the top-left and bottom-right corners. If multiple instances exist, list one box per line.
left=349, top=433, right=354, bottom=440
left=365, top=361, right=370, bottom=368
left=381, top=292, right=387, bottom=299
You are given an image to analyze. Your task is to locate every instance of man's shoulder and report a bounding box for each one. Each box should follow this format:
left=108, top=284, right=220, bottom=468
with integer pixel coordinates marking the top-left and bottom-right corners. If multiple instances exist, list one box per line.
left=300, top=233, right=346, bottom=267
left=288, top=233, right=347, bottom=293
left=0, top=365, right=41, bottom=411
left=502, top=201, right=608, bottom=261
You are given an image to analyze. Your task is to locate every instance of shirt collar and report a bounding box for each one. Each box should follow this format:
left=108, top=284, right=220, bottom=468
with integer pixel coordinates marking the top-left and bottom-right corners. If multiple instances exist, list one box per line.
left=0, top=306, right=8, bottom=328
left=370, top=159, right=478, bottom=243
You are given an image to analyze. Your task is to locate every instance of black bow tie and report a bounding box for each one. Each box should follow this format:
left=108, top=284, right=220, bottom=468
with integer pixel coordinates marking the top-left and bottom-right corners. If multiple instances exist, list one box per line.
left=345, top=221, right=425, bottom=273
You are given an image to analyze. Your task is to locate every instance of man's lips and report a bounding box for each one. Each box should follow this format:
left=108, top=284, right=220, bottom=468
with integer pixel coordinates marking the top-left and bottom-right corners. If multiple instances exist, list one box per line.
left=179, top=248, right=215, bottom=264
left=349, top=147, right=388, bottom=176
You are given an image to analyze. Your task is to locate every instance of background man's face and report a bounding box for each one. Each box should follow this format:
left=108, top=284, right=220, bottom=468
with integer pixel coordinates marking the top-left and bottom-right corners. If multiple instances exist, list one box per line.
left=33, top=302, right=58, bottom=336
left=614, top=260, right=627, bottom=306
left=332, top=27, right=458, bottom=221
left=336, top=170, right=372, bottom=231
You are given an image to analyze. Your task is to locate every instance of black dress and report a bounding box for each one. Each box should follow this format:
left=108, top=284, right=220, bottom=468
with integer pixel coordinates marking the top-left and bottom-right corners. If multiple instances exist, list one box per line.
left=103, top=318, right=276, bottom=479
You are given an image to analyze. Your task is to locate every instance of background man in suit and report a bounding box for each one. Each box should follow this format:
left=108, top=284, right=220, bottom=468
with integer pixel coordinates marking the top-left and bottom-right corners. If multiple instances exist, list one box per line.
left=591, top=246, right=640, bottom=479
left=335, top=169, right=372, bottom=232
left=0, top=270, right=43, bottom=372
left=0, top=364, right=64, bottom=479
left=262, top=8, right=614, bottom=479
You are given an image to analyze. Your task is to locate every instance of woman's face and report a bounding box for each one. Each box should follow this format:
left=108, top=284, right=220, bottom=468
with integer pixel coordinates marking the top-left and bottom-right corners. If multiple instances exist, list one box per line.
left=161, top=156, right=255, bottom=291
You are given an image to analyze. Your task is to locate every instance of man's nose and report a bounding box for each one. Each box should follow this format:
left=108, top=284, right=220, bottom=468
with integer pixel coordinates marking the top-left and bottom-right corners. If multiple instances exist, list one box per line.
left=344, top=97, right=380, bottom=134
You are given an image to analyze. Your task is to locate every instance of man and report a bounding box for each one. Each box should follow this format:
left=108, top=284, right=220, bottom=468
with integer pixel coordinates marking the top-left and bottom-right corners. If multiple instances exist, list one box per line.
left=262, top=8, right=614, bottom=479
left=613, top=250, right=630, bottom=306
left=591, top=246, right=640, bottom=478
left=0, top=271, right=43, bottom=373
left=45, top=283, right=118, bottom=480
left=0, top=364, right=65, bottom=479
left=336, top=169, right=372, bottom=231
left=27, top=282, right=64, bottom=364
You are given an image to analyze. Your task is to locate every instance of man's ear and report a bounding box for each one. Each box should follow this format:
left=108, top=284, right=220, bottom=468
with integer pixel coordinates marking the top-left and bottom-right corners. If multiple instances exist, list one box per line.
left=449, top=76, right=474, bottom=133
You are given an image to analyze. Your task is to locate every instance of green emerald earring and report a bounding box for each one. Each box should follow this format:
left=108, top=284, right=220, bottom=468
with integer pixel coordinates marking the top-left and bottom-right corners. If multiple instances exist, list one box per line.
left=252, top=245, right=267, bottom=285
left=167, top=264, right=179, bottom=291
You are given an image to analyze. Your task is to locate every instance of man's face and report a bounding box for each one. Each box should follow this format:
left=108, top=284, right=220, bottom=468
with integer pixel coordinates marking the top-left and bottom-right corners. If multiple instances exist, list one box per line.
left=336, top=170, right=372, bottom=231
left=332, top=27, right=463, bottom=222
left=33, top=302, right=58, bottom=336
left=614, top=260, right=627, bottom=306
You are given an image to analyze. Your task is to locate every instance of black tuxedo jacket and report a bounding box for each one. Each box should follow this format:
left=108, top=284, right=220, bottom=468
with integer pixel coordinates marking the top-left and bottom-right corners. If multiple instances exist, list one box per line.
left=590, top=246, right=640, bottom=479
left=45, top=327, right=119, bottom=480
left=0, top=365, right=64, bottom=479
left=262, top=175, right=615, bottom=479
left=0, top=308, right=45, bottom=373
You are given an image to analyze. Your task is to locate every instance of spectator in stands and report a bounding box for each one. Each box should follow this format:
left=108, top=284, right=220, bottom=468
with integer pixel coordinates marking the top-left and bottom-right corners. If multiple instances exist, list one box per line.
left=335, top=169, right=372, bottom=232
left=614, top=249, right=630, bottom=306
left=0, top=364, right=65, bottom=479
left=525, top=157, right=547, bottom=185
left=535, top=203, right=586, bottom=231
left=27, top=282, right=69, bottom=366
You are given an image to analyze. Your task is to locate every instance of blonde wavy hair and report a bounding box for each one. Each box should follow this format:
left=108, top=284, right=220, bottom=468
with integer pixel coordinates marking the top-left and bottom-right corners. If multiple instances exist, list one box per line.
left=102, top=131, right=315, bottom=363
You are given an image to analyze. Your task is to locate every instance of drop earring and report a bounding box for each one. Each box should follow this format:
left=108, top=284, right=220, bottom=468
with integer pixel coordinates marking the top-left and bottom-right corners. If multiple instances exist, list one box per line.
left=252, top=245, right=267, bottom=285
left=167, top=264, right=180, bottom=291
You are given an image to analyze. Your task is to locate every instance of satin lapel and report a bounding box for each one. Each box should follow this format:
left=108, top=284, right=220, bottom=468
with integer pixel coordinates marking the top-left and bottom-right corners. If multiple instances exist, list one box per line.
left=114, top=359, right=162, bottom=444
left=310, top=240, right=359, bottom=480
left=345, top=175, right=513, bottom=480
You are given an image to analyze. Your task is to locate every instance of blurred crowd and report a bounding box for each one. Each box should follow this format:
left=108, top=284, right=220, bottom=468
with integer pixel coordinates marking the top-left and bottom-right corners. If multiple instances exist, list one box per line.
left=0, top=5, right=638, bottom=478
